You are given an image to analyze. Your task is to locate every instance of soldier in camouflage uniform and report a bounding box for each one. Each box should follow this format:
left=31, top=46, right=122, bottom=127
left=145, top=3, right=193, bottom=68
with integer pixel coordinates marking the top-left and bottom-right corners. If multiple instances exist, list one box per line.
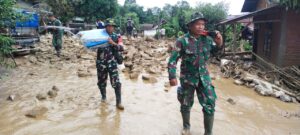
left=168, top=12, right=223, bottom=135
left=96, top=18, right=124, bottom=110
left=48, top=13, right=64, bottom=57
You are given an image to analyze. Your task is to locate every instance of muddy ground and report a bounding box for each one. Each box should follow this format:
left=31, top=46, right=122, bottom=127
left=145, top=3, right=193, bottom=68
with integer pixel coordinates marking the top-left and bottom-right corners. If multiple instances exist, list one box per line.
left=0, top=35, right=299, bottom=135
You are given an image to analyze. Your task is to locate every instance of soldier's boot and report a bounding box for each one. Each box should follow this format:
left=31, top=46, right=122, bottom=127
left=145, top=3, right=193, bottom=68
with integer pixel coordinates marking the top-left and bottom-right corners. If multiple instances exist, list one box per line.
left=204, top=113, right=214, bottom=135
left=56, top=50, right=61, bottom=57
left=115, top=86, right=124, bottom=110
left=181, top=112, right=191, bottom=135
left=54, top=46, right=61, bottom=57
left=100, top=89, right=107, bottom=103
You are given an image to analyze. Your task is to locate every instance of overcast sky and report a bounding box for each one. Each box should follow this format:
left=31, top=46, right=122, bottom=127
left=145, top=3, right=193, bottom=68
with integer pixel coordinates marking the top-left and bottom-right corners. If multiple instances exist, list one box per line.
left=118, top=0, right=245, bottom=15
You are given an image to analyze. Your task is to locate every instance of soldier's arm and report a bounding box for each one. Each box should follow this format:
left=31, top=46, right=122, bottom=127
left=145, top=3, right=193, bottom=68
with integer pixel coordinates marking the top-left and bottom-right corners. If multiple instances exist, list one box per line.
left=168, top=40, right=182, bottom=80
left=110, top=35, right=124, bottom=51
left=53, top=20, right=61, bottom=31
left=214, top=31, right=223, bottom=47
left=210, top=31, right=223, bottom=54
left=113, top=44, right=124, bottom=52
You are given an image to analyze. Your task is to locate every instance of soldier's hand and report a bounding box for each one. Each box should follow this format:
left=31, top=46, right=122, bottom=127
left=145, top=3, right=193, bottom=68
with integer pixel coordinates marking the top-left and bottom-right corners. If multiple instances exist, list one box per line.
left=215, top=30, right=222, bottom=39
left=169, top=79, right=178, bottom=86
left=108, top=37, right=117, bottom=45
left=214, top=30, right=223, bottom=47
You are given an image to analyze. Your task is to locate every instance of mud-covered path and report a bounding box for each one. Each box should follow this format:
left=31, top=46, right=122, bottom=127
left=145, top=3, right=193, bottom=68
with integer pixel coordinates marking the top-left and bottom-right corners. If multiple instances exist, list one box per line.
left=0, top=61, right=299, bottom=135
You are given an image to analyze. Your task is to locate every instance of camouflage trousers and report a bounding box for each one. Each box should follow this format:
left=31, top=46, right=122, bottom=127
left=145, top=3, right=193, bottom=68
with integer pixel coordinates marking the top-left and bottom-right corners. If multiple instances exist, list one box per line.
left=96, top=59, right=121, bottom=99
left=178, top=80, right=216, bottom=116
left=52, top=35, right=62, bottom=51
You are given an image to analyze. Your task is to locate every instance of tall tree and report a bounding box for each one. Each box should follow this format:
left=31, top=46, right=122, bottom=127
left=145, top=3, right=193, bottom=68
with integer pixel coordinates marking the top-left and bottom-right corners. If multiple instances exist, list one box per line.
left=144, top=9, right=155, bottom=23
left=124, top=0, right=136, bottom=6
left=162, top=4, right=173, bottom=19
left=46, top=0, right=119, bottom=23
left=0, top=0, right=17, bottom=28
left=45, top=0, right=75, bottom=23
left=194, top=2, right=229, bottom=30
left=74, top=0, right=119, bottom=22
left=0, top=0, right=17, bottom=67
left=123, top=3, right=145, bottom=23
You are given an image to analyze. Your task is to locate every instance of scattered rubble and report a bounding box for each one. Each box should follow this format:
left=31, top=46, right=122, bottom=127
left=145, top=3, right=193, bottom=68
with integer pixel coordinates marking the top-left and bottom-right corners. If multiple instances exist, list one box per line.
left=28, top=56, right=38, bottom=64
left=17, top=34, right=171, bottom=84
left=141, top=74, right=158, bottom=83
left=280, top=111, right=300, bottom=118
left=163, top=82, right=171, bottom=92
left=164, top=82, right=171, bottom=88
left=7, top=94, right=21, bottom=101
left=123, top=38, right=171, bottom=83
left=219, top=58, right=299, bottom=103
left=144, top=36, right=155, bottom=42
left=36, top=93, right=47, bottom=101
left=19, top=36, right=172, bottom=82
left=25, top=106, right=48, bottom=118
left=148, top=77, right=158, bottom=83
left=129, top=72, right=139, bottom=79
left=255, top=84, right=273, bottom=96
left=227, top=98, right=236, bottom=105
left=77, top=68, right=92, bottom=77
left=279, top=94, right=292, bottom=102
left=272, top=91, right=285, bottom=98
left=47, top=90, right=58, bottom=98
left=52, top=85, right=60, bottom=91
left=234, top=79, right=244, bottom=85
left=142, top=74, right=151, bottom=80
left=19, top=34, right=96, bottom=73
left=15, top=34, right=299, bottom=103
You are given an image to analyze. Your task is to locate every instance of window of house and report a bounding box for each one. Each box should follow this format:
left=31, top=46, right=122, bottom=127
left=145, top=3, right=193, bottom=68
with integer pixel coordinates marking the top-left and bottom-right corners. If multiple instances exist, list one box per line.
left=263, top=22, right=272, bottom=58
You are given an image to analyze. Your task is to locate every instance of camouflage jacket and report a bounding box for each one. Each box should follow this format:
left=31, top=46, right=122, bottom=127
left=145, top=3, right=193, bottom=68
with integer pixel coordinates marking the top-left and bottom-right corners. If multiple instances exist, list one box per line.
left=97, top=32, right=123, bottom=61
left=168, top=32, right=220, bottom=88
left=50, top=19, right=64, bottom=37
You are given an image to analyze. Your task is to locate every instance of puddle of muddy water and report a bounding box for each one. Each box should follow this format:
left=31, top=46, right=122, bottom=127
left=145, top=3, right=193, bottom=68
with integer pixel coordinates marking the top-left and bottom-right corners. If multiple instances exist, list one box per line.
left=0, top=62, right=299, bottom=135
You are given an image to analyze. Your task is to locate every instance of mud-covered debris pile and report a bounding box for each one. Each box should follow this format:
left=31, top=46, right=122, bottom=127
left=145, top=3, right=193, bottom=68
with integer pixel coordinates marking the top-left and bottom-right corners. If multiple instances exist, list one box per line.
left=25, top=106, right=48, bottom=118
left=18, top=34, right=96, bottom=74
left=18, top=35, right=174, bottom=81
left=218, top=58, right=300, bottom=103
left=122, top=37, right=173, bottom=80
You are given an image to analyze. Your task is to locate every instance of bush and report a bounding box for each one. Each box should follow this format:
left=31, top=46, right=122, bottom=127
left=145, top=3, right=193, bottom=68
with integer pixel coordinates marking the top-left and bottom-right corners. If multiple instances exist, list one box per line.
left=0, top=35, right=15, bottom=67
left=163, top=24, right=176, bottom=38
left=243, top=40, right=252, bottom=51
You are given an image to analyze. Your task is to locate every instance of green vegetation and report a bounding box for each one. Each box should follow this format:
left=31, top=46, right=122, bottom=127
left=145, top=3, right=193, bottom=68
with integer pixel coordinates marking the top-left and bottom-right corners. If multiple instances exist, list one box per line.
left=42, top=0, right=229, bottom=37
left=45, top=0, right=119, bottom=23
left=0, top=35, right=15, bottom=67
left=0, top=0, right=16, bottom=67
left=279, top=0, right=300, bottom=11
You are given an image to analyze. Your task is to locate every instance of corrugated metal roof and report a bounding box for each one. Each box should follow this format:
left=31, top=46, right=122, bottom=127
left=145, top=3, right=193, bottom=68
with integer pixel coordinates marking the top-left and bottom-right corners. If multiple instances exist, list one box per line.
left=217, top=5, right=279, bottom=25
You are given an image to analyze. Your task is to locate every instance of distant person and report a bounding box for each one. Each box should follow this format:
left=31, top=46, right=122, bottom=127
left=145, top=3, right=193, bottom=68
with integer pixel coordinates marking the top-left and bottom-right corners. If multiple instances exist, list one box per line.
left=48, top=13, right=64, bottom=57
left=96, top=19, right=105, bottom=29
left=126, top=18, right=134, bottom=40
left=160, top=28, right=166, bottom=39
left=133, top=28, right=138, bottom=38
left=96, top=18, right=124, bottom=110
left=168, top=12, right=223, bottom=135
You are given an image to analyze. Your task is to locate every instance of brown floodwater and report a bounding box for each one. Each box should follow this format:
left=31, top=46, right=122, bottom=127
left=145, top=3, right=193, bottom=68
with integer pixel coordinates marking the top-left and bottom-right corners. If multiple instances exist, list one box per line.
left=0, top=60, right=299, bottom=135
